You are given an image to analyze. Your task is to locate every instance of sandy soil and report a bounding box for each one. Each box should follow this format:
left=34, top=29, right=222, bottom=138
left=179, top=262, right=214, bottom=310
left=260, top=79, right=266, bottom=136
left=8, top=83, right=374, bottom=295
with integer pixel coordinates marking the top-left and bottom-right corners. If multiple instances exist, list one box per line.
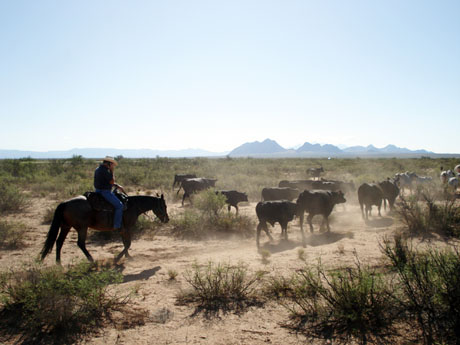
left=0, top=192, right=450, bottom=345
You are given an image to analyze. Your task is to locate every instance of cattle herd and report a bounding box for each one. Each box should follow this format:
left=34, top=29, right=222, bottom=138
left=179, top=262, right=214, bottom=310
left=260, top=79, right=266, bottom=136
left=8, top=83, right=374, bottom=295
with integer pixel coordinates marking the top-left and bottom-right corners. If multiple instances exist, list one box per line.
left=173, top=164, right=460, bottom=248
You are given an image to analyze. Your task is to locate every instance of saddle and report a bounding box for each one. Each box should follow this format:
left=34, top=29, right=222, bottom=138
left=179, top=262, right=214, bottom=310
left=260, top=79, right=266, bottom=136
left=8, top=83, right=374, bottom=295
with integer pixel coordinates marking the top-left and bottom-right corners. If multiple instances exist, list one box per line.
left=84, top=191, right=128, bottom=212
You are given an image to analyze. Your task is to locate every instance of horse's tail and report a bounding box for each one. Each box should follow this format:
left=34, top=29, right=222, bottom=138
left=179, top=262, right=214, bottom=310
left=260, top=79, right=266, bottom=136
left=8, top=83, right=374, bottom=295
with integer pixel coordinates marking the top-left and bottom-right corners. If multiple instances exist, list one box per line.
left=40, top=202, right=65, bottom=260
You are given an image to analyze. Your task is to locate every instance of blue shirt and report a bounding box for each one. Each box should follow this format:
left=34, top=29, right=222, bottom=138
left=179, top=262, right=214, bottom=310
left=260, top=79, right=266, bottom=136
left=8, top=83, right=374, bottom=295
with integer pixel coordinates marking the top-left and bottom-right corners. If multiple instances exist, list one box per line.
left=94, top=164, right=113, bottom=190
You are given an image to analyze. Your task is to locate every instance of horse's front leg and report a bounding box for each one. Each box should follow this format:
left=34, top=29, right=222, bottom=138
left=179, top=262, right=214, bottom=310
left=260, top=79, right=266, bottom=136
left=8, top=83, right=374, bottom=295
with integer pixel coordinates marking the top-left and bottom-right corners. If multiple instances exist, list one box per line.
left=115, top=229, right=132, bottom=263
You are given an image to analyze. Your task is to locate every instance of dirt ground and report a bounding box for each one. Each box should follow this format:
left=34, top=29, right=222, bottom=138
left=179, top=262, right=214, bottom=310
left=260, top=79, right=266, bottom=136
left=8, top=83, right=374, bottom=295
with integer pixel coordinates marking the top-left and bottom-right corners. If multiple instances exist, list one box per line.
left=1, top=192, right=454, bottom=345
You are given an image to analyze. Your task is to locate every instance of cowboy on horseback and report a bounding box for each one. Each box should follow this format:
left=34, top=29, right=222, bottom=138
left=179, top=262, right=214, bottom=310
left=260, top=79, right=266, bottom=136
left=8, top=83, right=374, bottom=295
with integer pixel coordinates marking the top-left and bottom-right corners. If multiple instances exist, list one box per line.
left=94, top=156, right=126, bottom=230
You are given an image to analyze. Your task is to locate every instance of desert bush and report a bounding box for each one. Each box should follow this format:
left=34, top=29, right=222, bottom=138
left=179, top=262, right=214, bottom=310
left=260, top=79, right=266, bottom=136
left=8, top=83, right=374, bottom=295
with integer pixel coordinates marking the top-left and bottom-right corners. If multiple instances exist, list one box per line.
left=176, top=261, right=264, bottom=313
left=171, top=208, right=254, bottom=240
left=395, top=193, right=460, bottom=238
left=264, top=274, right=298, bottom=299
left=0, top=261, right=124, bottom=343
left=70, top=154, right=84, bottom=168
left=0, top=220, right=26, bottom=249
left=194, top=189, right=227, bottom=216
left=0, top=182, right=28, bottom=214
left=212, top=212, right=254, bottom=237
left=282, top=259, right=399, bottom=345
left=167, top=269, right=178, bottom=280
left=171, top=189, right=254, bottom=239
left=396, top=195, right=428, bottom=235
left=381, top=236, right=460, bottom=345
left=47, top=159, right=67, bottom=176
left=170, top=209, right=203, bottom=238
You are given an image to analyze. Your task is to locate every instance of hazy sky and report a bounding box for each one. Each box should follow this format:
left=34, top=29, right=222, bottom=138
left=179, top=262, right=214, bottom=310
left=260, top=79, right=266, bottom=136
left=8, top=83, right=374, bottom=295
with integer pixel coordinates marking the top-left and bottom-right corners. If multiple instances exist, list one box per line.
left=1, top=1, right=459, bottom=153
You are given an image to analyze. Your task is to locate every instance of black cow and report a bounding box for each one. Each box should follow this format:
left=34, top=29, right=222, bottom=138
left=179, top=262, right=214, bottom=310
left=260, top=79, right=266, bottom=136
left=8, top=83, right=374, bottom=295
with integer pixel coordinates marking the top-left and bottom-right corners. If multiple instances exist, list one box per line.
left=172, top=174, right=197, bottom=189
left=279, top=180, right=316, bottom=190
left=296, top=190, right=346, bottom=233
left=320, top=178, right=356, bottom=194
left=255, top=201, right=299, bottom=247
left=261, top=187, right=300, bottom=201
left=307, top=167, right=324, bottom=180
left=378, top=179, right=400, bottom=211
left=177, top=177, right=217, bottom=205
left=216, top=190, right=248, bottom=214
left=311, top=180, right=340, bottom=191
left=357, top=183, right=383, bottom=220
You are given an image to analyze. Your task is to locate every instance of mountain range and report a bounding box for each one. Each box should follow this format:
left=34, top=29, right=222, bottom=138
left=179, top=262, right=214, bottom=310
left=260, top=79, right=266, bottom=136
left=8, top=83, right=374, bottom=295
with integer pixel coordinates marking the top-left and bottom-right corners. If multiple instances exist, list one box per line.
left=0, top=139, right=457, bottom=159
left=227, top=139, right=435, bottom=157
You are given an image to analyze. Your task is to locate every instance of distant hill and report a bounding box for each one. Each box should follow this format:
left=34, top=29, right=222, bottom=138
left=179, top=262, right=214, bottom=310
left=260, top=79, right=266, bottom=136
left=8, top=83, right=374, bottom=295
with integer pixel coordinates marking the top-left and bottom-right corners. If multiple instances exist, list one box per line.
left=228, top=139, right=288, bottom=156
left=0, top=140, right=454, bottom=159
left=296, top=142, right=342, bottom=154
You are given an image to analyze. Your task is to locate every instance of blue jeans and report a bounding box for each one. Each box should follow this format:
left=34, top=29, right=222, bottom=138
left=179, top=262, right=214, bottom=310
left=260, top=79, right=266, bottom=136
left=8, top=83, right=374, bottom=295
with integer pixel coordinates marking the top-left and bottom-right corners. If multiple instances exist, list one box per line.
left=96, top=189, right=123, bottom=229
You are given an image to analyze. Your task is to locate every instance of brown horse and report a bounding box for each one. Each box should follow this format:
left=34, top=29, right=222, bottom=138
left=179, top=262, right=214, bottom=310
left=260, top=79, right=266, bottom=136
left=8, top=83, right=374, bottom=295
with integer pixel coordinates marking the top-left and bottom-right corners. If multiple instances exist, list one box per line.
left=40, top=194, right=169, bottom=263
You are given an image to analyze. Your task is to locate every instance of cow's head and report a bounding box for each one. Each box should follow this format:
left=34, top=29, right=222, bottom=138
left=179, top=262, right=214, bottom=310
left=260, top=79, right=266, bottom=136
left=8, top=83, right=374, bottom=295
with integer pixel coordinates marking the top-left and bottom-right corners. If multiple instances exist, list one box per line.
left=333, top=191, right=346, bottom=205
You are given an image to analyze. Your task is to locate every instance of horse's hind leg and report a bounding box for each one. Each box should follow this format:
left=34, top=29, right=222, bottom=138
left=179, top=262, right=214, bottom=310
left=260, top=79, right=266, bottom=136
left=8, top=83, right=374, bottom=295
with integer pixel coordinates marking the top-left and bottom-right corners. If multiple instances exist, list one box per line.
left=76, top=227, right=94, bottom=262
left=55, top=225, right=71, bottom=264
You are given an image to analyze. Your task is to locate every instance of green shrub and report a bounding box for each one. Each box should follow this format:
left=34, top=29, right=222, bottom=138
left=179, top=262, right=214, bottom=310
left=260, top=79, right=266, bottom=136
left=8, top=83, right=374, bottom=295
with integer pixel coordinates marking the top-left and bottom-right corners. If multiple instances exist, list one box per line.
left=264, top=274, right=298, bottom=299
left=0, top=182, right=28, bottom=213
left=0, top=220, right=26, bottom=249
left=170, top=209, right=203, bottom=239
left=282, top=259, right=399, bottom=344
left=194, top=189, right=227, bottom=217
left=171, top=189, right=254, bottom=239
left=211, top=212, right=255, bottom=237
left=171, top=208, right=254, bottom=240
left=396, top=193, right=460, bottom=238
left=176, top=261, right=264, bottom=313
left=381, top=237, right=460, bottom=345
left=167, top=269, right=178, bottom=280
left=0, top=261, right=124, bottom=343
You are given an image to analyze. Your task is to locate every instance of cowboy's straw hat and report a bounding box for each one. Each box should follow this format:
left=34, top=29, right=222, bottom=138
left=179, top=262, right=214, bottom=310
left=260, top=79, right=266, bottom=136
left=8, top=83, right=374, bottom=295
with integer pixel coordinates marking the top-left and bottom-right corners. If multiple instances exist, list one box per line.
left=103, top=156, right=118, bottom=166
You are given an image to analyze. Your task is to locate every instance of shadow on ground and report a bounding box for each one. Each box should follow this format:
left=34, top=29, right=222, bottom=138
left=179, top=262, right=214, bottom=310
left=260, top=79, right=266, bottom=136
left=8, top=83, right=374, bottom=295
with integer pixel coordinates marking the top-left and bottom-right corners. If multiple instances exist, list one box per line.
left=122, top=266, right=161, bottom=283
left=365, top=217, right=394, bottom=228
left=258, top=230, right=355, bottom=253
left=259, top=238, right=304, bottom=254
left=306, top=231, right=354, bottom=247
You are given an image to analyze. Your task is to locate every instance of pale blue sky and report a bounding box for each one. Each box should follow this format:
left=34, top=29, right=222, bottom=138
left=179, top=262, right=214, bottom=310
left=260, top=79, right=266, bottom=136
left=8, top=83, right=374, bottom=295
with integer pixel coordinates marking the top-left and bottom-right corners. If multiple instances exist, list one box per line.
left=1, top=1, right=459, bottom=153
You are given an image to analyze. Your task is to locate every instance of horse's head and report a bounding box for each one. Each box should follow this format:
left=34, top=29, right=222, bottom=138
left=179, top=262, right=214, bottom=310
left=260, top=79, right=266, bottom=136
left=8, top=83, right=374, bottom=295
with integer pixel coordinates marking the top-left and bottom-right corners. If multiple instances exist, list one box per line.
left=154, top=194, right=169, bottom=223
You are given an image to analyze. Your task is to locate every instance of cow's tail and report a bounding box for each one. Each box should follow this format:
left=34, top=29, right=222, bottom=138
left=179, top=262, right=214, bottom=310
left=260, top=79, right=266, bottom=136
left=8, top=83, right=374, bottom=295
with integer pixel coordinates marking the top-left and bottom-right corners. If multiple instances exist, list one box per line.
left=176, top=183, right=182, bottom=196
left=40, top=202, right=65, bottom=260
